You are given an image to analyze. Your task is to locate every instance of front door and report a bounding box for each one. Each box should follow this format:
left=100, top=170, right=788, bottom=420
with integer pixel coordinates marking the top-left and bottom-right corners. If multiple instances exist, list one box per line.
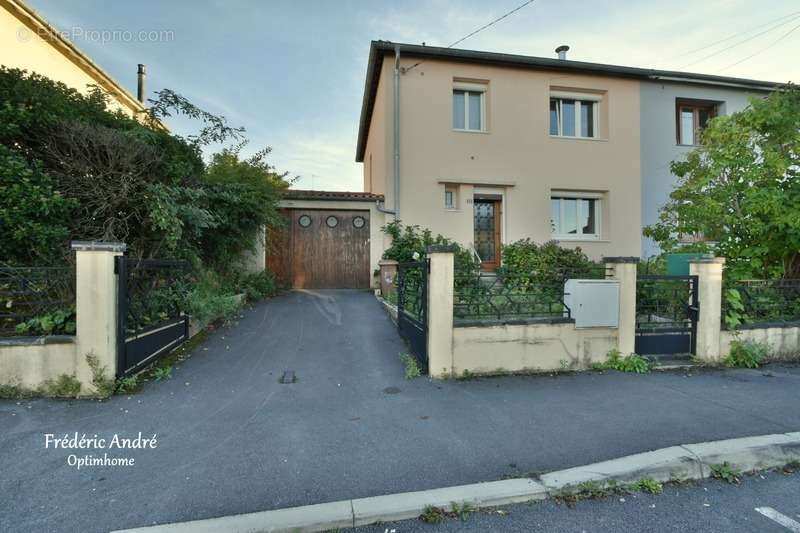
left=473, top=199, right=501, bottom=271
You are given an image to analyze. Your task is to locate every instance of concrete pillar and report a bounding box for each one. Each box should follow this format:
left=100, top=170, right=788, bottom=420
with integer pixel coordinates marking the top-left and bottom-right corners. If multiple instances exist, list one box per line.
left=241, top=226, right=267, bottom=273
left=378, top=259, right=398, bottom=299
left=426, top=245, right=455, bottom=378
left=604, top=257, right=639, bottom=354
left=72, top=241, right=125, bottom=391
left=690, top=258, right=725, bottom=362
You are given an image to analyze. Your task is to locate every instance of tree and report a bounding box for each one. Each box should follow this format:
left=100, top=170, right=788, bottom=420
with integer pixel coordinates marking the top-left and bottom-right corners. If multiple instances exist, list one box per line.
left=644, top=85, right=800, bottom=279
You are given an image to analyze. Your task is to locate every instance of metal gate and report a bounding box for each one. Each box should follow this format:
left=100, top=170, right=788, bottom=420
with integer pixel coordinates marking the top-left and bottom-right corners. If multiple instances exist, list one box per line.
left=635, top=275, right=699, bottom=356
left=397, top=260, right=429, bottom=372
left=115, top=257, right=190, bottom=377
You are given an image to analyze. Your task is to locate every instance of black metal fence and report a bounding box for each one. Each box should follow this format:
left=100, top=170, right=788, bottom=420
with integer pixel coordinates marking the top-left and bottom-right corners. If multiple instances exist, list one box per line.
left=397, top=260, right=428, bottom=370
left=0, top=266, right=75, bottom=336
left=635, top=275, right=698, bottom=355
left=116, top=258, right=191, bottom=377
left=723, top=279, right=800, bottom=329
left=453, top=266, right=609, bottom=322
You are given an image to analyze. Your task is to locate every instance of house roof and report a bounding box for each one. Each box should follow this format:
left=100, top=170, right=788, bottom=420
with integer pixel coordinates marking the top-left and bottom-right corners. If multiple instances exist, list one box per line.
left=5, top=0, right=147, bottom=116
left=355, top=40, right=785, bottom=162
left=282, top=189, right=384, bottom=202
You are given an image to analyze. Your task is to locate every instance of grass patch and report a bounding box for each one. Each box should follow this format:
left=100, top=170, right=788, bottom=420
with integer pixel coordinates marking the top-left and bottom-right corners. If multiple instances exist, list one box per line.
left=399, top=353, right=421, bottom=379
left=420, top=505, right=446, bottom=523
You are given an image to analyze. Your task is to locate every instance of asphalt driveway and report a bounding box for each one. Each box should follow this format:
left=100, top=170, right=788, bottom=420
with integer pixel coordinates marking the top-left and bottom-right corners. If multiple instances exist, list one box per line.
left=2, top=289, right=800, bottom=533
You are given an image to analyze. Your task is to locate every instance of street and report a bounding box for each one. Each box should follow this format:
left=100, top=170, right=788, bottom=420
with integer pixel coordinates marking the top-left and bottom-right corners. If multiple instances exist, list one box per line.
left=354, top=469, right=800, bottom=532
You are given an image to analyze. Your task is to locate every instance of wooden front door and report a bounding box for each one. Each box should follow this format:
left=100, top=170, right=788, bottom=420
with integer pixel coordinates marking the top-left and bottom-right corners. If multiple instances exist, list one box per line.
left=267, top=209, right=370, bottom=289
left=473, top=199, right=501, bottom=271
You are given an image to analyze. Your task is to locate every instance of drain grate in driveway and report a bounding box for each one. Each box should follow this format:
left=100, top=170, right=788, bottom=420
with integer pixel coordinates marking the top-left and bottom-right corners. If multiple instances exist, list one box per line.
left=280, top=370, right=296, bottom=384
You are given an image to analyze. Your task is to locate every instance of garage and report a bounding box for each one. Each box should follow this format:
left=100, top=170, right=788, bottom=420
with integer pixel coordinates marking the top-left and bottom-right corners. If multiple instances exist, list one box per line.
left=269, top=190, right=384, bottom=289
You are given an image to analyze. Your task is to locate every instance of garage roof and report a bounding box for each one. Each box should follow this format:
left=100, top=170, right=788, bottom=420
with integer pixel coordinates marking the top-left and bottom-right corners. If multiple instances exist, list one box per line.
left=282, top=189, right=384, bottom=202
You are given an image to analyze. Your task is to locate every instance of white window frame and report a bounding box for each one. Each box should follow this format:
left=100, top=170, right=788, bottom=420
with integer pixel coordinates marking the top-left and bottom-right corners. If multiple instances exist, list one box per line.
left=550, top=191, right=602, bottom=241
left=549, top=91, right=601, bottom=139
left=445, top=190, right=455, bottom=209
left=453, top=82, right=487, bottom=132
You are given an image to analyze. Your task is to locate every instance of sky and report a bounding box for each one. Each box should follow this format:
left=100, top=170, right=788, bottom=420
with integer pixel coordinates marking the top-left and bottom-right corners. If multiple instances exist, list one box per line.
left=25, top=0, right=800, bottom=191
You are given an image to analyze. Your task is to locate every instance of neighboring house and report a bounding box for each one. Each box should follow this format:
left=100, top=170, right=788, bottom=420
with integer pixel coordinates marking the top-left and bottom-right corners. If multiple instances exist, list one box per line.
left=0, top=0, right=146, bottom=117
left=639, top=82, right=771, bottom=257
left=355, top=41, right=781, bottom=266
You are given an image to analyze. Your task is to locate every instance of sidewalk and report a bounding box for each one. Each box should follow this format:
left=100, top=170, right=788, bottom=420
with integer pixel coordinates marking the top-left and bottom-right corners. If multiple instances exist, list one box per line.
left=2, top=292, right=800, bottom=533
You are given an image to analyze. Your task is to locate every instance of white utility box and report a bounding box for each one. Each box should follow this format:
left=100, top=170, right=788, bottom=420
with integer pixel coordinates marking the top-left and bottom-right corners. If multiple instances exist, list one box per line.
left=563, top=279, right=620, bottom=328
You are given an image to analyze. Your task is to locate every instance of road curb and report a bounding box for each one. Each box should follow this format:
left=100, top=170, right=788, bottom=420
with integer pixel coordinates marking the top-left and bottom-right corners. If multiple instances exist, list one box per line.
left=112, top=432, right=800, bottom=533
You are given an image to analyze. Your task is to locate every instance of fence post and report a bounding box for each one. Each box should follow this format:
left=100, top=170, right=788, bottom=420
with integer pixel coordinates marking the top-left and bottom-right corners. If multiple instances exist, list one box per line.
left=72, top=241, right=126, bottom=391
left=604, top=257, right=639, bottom=355
left=690, top=257, right=725, bottom=362
left=427, top=245, right=455, bottom=378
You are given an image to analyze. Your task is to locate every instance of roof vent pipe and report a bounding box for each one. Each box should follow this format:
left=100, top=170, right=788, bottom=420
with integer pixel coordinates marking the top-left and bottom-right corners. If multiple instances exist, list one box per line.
left=555, top=45, right=569, bottom=60
left=137, top=64, right=146, bottom=103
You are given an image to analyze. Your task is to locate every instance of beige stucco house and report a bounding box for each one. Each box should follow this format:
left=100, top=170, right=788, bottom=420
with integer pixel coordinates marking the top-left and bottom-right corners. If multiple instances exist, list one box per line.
left=1, top=0, right=146, bottom=116
left=354, top=41, right=780, bottom=270
left=357, top=41, right=643, bottom=268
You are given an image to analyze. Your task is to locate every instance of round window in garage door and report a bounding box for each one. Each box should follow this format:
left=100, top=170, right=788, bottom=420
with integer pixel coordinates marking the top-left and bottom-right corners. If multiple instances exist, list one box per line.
left=325, top=215, right=339, bottom=228
left=298, top=215, right=312, bottom=228
left=352, top=216, right=366, bottom=229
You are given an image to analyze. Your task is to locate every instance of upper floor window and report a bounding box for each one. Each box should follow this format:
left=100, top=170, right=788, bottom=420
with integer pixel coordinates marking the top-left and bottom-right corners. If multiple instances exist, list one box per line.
left=550, top=91, right=601, bottom=139
left=550, top=192, right=602, bottom=240
left=453, top=82, right=486, bottom=132
left=676, top=100, right=717, bottom=146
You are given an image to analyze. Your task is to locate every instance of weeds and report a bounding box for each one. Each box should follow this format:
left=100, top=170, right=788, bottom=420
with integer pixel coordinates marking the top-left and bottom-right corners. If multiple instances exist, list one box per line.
left=86, top=353, right=115, bottom=398
left=152, top=366, right=173, bottom=382
left=450, top=501, right=476, bottom=521
left=399, top=353, right=421, bottom=379
left=724, top=339, right=768, bottom=369
left=595, top=349, right=653, bottom=373
left=634, top=477, right=663, bottom=494
left=42, top=374, right=81, bottom=398
left=419, top=502, right=475, bottom=524
left=115, top=375, right=141, bottom=394
left=0, top=384, right=36, bottom=399
left=420, top=505, right=445, bottom=523
left=710, top=462, right=741, bottom=484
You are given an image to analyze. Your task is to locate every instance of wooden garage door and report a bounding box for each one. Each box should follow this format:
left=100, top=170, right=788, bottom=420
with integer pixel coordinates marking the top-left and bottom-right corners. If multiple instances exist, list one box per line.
left=268, top=209, right=370, bottom=289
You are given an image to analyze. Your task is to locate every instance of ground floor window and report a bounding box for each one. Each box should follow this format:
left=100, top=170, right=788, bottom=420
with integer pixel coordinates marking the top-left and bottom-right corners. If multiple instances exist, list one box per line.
left=550, top=192, right=601, bottom=240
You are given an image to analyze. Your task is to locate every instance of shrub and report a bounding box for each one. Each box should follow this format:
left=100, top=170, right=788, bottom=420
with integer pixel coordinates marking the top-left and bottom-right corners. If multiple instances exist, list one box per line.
left=184, top=270, right=241, bottom=327
left=14, top=307, right=75, bottom=336
left=237, top=270, right=277, bottom=301
left=499, top=239, right=600, bottom=289
left=595, top=349, right=652, bottom=373
left=724, top=339, right=768, bottom=368
left=381, top=221, right=478, bottom=274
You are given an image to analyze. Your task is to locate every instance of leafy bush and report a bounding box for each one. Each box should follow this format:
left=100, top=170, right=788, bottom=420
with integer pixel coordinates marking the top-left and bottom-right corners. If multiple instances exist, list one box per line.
left=184, top=270, right=240, bottom=327
left=499, top=239, right=600, bottom=289
left=724, top=339, right=768, bottom=368
left=0, top=146, right=74, bottom=265
left=236, top=270, right=277, bottom=301
left=15, top=308, right=75, bottom=336
left=381, top=221, right=478, bottom=274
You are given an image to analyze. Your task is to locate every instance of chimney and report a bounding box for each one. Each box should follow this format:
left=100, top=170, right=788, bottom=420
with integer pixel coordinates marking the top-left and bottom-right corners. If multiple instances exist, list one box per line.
left=555, top=45, right=570, bottom=60
left=137, top=64, right=146, bottom=103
